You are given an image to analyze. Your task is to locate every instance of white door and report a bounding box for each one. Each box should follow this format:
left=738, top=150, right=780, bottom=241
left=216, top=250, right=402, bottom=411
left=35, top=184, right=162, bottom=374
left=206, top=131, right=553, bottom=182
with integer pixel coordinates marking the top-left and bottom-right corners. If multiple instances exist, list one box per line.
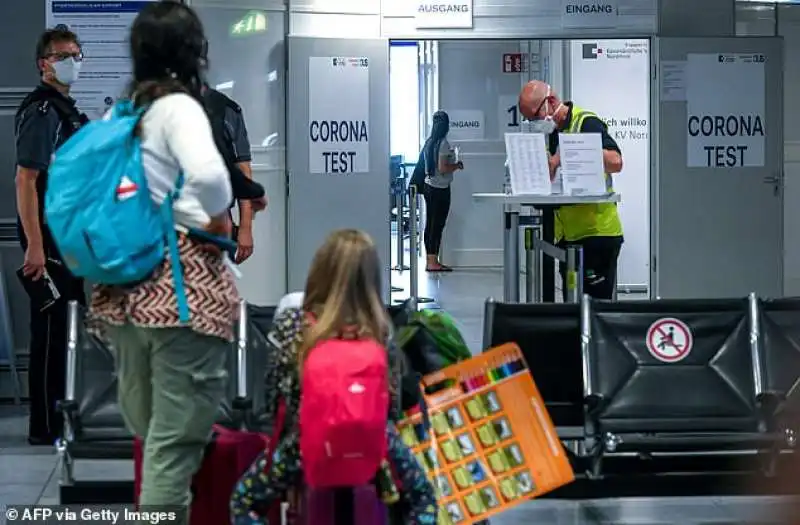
left=286, top=37, right=391, bottom=296
left=652, top=37, right=783, bottom=299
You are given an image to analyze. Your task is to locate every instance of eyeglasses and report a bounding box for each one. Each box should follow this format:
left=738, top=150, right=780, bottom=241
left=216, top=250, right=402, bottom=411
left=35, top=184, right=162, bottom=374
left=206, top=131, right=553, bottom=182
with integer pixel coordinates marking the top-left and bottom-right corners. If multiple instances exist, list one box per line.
left=532, top=98, right=547, bottom=118
left=45, top=51, right=83, bottom=62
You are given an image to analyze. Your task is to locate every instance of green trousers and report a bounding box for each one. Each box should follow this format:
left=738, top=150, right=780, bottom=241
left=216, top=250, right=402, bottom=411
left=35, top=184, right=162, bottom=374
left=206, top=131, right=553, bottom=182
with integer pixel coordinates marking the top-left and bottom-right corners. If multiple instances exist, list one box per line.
left=108, top=324, right=229, bottom=521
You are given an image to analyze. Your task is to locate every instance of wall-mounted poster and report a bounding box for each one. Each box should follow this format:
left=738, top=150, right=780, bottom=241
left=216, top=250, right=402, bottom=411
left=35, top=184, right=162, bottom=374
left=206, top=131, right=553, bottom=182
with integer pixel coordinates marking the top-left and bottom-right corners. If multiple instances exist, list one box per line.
left=308, top=56, right=370, bottom=174
left=46, top=0, right=158, bottom=119
left=686, top=53, right=766, bottom=168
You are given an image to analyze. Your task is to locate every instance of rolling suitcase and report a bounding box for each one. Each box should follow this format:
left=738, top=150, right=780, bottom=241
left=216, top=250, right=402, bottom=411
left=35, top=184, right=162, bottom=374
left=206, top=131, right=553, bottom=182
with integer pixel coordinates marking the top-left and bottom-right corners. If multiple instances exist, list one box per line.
left=134, top=425, right=280, bottom=525
left=282, top=486, right=387, bottom=525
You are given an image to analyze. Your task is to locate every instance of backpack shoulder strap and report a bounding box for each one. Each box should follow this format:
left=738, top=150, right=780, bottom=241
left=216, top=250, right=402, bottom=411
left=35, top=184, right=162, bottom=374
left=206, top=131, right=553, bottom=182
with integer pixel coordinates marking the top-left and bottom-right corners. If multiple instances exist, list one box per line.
left=158, top=170, right=190, bottom=324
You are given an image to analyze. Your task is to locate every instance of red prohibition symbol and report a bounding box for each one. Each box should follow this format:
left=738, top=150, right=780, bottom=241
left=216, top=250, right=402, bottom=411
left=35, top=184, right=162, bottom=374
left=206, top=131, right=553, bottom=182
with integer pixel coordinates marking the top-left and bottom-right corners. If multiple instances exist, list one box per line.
left=646, top=317, right=693, bottom=363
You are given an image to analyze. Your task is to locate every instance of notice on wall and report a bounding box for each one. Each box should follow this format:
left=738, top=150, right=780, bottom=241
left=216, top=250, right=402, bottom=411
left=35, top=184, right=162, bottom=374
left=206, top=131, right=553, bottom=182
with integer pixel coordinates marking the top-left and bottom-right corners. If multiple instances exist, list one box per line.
left=502, top=53, right=527, bottom=73
left=569, top=39, right=650, bottom=288
left=661, top=61, right=687, bottom=102
left=447, top=110, right=485, bottom=141
left=308, top=57, right=370, bottom=174
left=561, top=0, right=618, bottom=29
left=686, top=53, right=766, bottom=168
left=46, top=0, right=156, bottom=119
left=415, top=0, right=473, bottom=29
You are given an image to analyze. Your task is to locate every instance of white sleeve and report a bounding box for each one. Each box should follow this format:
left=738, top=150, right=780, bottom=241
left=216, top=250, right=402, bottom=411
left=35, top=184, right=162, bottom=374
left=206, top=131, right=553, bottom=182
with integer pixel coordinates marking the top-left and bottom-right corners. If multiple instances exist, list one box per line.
left=154, top=93, right=233, bottom=217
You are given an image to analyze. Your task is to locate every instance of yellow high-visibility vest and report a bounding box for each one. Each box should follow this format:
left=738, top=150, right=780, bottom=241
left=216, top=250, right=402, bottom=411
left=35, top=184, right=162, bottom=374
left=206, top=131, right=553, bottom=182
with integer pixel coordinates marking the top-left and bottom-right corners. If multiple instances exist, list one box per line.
left=554, top=105, right=623, bottom=242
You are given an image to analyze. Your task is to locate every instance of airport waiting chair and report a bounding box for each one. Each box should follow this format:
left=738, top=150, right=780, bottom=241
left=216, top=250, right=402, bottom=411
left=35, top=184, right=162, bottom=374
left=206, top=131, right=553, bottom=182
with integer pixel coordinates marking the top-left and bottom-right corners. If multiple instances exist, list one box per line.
left=235, top=303, right=278, bottom=432
left=56, top=301, right=135, bottom=503
left=236, top=298, right=414, bottom=432
left=0, top=267, right=22, bottom=405
left=482, top=298, right=584, bottom=429
left=388, top=298, right=414, bottom=327
left=581, top=295, right=775, bottom=477
left=57, top=300, right=257, bottom=504
left=757, top=295, right=800, bottom=449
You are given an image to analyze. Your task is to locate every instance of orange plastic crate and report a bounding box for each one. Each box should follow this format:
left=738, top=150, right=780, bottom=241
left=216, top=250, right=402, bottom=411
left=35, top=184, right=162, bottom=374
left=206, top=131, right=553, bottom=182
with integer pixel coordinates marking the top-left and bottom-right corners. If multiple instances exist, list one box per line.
left=397, top=343, right=575, bottom=524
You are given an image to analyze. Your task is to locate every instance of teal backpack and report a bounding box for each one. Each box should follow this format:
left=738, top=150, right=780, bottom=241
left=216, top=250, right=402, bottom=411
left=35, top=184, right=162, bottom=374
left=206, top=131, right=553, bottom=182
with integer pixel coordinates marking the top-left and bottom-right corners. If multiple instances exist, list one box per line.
left=45, top=100, right=190, bottom=322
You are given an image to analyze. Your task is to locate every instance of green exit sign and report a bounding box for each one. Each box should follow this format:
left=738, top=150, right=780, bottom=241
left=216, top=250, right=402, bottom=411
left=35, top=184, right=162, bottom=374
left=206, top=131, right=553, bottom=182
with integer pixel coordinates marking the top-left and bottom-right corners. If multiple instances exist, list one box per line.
left=230, top=11, right=267, bottom=36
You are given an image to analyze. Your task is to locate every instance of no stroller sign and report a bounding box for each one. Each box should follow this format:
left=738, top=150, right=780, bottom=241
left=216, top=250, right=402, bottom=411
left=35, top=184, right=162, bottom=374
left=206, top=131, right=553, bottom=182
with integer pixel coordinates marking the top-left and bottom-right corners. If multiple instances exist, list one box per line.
left=645, top=317, right=693, bottom=363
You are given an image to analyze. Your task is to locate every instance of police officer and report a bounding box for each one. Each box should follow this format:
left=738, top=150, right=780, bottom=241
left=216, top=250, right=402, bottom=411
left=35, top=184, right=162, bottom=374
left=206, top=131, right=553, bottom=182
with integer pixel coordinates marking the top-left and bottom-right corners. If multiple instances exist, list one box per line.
left=15, top=26, right=88, bottom=445
left=200, top=42, right=262, bottom=263
left=519, top=80, right=624, bottom=300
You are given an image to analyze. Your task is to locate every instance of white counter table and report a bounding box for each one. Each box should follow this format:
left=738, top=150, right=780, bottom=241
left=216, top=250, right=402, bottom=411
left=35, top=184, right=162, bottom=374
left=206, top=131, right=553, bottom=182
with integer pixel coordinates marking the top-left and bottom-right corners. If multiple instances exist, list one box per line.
left=472, top=193, right=622, bottom=302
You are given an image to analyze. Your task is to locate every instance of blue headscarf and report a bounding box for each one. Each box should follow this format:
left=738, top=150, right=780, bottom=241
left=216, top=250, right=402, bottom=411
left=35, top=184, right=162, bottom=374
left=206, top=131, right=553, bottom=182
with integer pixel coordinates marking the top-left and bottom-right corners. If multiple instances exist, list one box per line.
left=422, top=111, right=449, bottom=176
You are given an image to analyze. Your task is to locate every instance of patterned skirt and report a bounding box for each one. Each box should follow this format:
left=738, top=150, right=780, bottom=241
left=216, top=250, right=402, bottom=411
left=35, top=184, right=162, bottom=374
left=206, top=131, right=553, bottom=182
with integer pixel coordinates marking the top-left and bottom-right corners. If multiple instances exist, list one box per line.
left=88, top=234, right=240, bottom=342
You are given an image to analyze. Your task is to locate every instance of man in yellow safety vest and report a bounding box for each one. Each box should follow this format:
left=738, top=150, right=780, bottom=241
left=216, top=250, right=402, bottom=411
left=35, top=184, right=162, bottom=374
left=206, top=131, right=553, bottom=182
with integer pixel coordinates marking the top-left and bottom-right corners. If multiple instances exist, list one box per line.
left=518, top=80, right=624, bottom=300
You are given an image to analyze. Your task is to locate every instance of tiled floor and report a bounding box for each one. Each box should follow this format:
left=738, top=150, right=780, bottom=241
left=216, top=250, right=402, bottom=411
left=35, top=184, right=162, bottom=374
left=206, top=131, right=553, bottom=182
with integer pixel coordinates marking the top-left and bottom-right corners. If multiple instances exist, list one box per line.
left=0, top=258, right=796, bottom=523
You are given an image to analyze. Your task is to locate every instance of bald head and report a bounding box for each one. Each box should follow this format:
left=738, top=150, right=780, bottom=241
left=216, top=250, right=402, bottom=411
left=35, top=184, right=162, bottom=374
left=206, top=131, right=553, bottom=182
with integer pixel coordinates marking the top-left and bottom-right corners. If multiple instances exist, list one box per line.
left=519, top=80, right=559, bottom=120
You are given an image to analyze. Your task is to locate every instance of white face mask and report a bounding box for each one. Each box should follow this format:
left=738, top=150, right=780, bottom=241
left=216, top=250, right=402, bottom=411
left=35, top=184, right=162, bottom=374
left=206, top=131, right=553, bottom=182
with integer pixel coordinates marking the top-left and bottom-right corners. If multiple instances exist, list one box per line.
left=529, top=118, right=557, bottom=135
left=52, top=57, right=81, bottom=86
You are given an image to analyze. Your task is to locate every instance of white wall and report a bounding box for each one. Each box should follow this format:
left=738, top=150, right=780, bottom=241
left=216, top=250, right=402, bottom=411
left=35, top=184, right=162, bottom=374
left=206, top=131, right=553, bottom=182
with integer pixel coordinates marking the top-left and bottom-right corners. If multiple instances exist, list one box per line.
left=382, top=0, right=657, bottom=39
left=778, top=6, right=800, bottom=296
left=192, top=0, right=288, bottom=305
left=436, top=40, right=532, bottom=267
left=737, top=3, right=800, bottom=296
left=290, top=0, right=381, bottom=37
left=734, top=2, right=800, bottom=296
left=285, top=0, right=659, bottom=39
left=659, top=0, right=735, bottom=36
left=569, top=39, right=651, bottom=290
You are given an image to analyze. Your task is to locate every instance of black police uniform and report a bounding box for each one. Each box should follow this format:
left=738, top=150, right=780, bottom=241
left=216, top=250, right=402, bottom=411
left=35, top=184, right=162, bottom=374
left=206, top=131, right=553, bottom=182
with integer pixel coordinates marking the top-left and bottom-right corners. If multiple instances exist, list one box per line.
left=15, top=83, right=88, bottom=444
left=203, top=88, right=252, bottom=168
left=202, top=88, right=257, bottom=241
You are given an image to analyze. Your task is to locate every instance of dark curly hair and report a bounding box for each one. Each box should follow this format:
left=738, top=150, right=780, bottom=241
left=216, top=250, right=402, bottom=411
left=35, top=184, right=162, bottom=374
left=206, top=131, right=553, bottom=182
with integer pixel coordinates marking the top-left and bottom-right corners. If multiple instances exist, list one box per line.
left=127, top=1, right=206, bottom=107
left=35, top=25, right=81, bottom=70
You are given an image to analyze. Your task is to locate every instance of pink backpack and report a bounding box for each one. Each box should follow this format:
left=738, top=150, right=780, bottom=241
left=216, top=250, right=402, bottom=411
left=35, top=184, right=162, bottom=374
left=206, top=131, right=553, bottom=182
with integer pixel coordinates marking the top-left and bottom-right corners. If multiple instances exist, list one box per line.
left=300, top=337, right=389, bottom=488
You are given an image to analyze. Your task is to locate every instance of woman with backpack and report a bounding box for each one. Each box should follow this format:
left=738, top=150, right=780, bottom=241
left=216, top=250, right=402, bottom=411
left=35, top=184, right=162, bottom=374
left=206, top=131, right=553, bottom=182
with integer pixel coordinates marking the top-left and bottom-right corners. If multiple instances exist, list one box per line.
left=229, top=229, right=437, bottom=524
left=85, top=2, right=239, bottom=516
left=417, top=110, right=463, bottom=273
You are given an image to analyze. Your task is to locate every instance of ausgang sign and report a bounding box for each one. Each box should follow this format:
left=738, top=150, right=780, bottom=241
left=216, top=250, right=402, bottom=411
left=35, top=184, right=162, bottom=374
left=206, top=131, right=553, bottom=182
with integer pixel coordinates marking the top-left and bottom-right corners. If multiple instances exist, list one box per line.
left=415, top=0, right=473, bottom=29
left=561, top=0, right=619, bottom=29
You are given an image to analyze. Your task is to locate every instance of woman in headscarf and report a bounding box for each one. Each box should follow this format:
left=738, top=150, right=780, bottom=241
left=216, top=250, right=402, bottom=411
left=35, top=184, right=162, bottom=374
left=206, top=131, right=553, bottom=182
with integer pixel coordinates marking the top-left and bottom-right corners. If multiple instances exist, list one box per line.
left=420, top=110, right=463, bottom=272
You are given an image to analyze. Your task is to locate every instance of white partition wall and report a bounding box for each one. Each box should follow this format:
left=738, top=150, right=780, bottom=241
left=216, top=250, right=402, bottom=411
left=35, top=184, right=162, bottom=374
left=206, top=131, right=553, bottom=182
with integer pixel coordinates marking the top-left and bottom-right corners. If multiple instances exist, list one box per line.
left=569, top=39, right=651, bottom=292
left=286, top=37, right=391, bottom=297
left=652, top=37, right=783, bottom=299
left=437, top=40, right=531, bottom=267
left=778, top=6, right=800, bottom=296
left=193, top=1, right=288, bottom=306
left=381, top=0, right=658, bottom=39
